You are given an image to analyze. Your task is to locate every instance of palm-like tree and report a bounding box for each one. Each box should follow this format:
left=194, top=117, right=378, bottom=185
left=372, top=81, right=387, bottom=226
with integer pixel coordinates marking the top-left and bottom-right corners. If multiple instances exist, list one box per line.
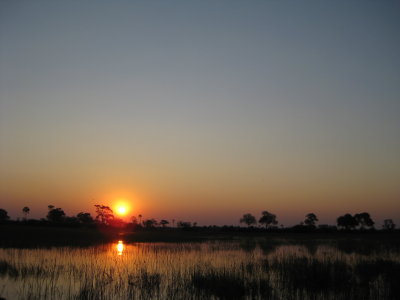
left=22, top=206, right=30, bottom=219
left=138, top=214, right=142, bottom=225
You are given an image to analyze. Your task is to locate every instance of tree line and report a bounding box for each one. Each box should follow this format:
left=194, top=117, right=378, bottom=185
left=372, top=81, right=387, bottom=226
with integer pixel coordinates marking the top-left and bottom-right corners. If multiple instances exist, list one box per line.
left=239, top=211, right=396, bottom=231
left=0, top=205, right=195, bottom=229
left=0, top=206, right=397, bottom=231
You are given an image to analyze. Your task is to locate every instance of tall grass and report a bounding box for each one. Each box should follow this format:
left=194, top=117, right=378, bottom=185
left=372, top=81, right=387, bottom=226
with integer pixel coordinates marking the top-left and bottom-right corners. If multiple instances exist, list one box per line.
left=0, top=240, right=399, bottom=299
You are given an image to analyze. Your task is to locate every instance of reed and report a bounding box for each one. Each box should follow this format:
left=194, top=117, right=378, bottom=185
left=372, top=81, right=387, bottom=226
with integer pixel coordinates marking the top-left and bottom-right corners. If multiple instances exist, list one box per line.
left=0, top=240, right=399, bottom=299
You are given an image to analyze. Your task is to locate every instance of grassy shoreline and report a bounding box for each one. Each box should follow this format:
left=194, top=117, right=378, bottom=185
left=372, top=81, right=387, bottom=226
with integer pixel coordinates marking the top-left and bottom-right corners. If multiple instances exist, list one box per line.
left=1, top=224, right=399, bottom=248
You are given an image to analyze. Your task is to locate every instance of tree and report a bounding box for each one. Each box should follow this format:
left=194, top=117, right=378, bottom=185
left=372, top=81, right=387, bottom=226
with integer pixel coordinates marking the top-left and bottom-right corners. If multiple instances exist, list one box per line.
left=337, top=214, right=358, bottom=230
left=131, top=216, right=138, bottom=226
left=354, top=212, right=374, bottom=230
left=64, top=216, right=79, bottom=225
left=383, top=219, right=396, bottom=231
left=240, top=213, right=257, bottom=227
left=143, top=219, right=157, bottom=228
left=138, top=214, right=143, bottom=225
left=108, top=217, right=125, bottom=228
left=160, top=219, right=169, bottom=228
left=177, top=221, right=192, bottom=229
left=77, top=212, right=94, bottom=224
left=22, top=206, right=30, bottom=219
left=0, top=208, right=10, bottom=223
left=259, top=211, right=278, bottom=228
left=47, top=206, right=65, bottom=223
left=304, top=213, right=318, bottom=227
left=94, top=205, right=114, bottom=225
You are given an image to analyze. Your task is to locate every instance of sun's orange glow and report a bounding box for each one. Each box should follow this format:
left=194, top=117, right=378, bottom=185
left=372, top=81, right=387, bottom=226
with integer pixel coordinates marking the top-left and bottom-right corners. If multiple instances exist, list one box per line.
left=113, top=199, right=131, bottom=217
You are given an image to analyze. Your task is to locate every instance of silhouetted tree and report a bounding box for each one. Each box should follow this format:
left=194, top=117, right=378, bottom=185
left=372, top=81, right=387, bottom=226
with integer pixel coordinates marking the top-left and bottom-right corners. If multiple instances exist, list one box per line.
left=64, top=216, right=79, bottom=225
left=47, top=206, right=65, bottom=223
left=131, top=216, right=138, bottom=226
left=304, top=213, right=318, bottom=227
left=354, top=212, right=374, bottom=230
left=108, top=217, right=125, bottom=228
left=259, top=211, right=278, bottom=228
left=160, top=219, right=169, bottom=228
left=240, top=213, right=257, bottom=227
left=138, top=214, right=143, bottom=225
left=143, top=219, right=157, bottom=228
left=0, top=208, right=10, bottom=223
left=177, top=221, right=192, bottom=228
left=337, top=214, right=358, bottom=230
left=22, top=206, right=30, bottom=219
left=77, top=212, right=94, bottom=224
left=94, top=205, right=114, bottom=225
left=383, top=219, right=396, bottom=231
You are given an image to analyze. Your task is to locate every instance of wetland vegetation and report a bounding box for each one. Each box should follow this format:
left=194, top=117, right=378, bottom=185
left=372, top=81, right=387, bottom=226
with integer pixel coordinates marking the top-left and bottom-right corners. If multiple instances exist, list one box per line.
left=1, top=206, right=399, bottom=299
left=1, top=236, right=400, bottom=300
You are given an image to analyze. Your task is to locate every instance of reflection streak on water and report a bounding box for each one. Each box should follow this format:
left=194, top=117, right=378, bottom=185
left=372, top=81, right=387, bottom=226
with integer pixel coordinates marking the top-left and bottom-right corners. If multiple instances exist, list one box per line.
left=116, top=240, right=124, bottom=255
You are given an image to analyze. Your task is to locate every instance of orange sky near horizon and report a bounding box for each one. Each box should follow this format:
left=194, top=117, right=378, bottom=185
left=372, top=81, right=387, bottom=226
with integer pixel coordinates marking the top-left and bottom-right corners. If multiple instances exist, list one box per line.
left=1, top=164, right=398, bottom=226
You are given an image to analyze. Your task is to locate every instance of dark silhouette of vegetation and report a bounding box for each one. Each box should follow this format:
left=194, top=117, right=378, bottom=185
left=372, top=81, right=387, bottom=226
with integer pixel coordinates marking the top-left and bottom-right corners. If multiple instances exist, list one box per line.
left=160, top=219, right=169, bottom=227
left=191, top=268, right=248, bottom=299
left=2, top=240, right=400, bottom=299
left=0, top=203, right=395, bottom=243
left=354, top=259, right=400, bottom=299
left=77, top=212, right=94, bottom=225
left=337, top=213, right=375, bottom=231
left=240, top=213, right=257, bottom=227
left=239, top=239, right=257, bottom=252
left=47, top=205, right=66, bottom=223
left=337, top=213, right=358, bottom=230
left=143, top=219, right=157, bottom=228
left=354, top=212, right=375, bottom=230
left=22, top=206, right=30, bottom=219
left=259, top=211, right=278, bottom=228
left=0, top=205, right=398, bottom=245
left=127, top=270, right=161, bottom=299
left=94, top=205, right=114, bottom=225
left=271, top=257, right=353, bottom=293
left=304, top=213, right=318, bottom=227
left=383, top=219, right=396, bottom=231
left=131, top=216, right=139, bottom=226
left=177, top=221, right=192, bottom=229
left=0, top=208, right=10, bottom=223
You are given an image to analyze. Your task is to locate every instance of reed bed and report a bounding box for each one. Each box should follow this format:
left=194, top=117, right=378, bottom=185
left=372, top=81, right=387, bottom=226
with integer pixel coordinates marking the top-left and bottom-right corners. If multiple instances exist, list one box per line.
left=0, top=240, right=399, bottom=299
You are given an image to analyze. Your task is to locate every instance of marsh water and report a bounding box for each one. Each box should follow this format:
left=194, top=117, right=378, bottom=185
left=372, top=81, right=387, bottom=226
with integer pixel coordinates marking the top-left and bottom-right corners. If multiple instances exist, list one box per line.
left=1, top=239, right=399, bottom=300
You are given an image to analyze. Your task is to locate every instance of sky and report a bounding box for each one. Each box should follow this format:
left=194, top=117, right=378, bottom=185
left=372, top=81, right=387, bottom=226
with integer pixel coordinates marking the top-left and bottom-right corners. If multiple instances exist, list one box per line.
left=1, top=0, right=399, bottom=226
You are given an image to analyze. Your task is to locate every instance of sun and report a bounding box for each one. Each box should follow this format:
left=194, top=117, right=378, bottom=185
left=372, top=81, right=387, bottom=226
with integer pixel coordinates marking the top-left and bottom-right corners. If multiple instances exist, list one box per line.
left=112, top=198, right=132, bottom=217
left=116, top=205, right=127, bottom=215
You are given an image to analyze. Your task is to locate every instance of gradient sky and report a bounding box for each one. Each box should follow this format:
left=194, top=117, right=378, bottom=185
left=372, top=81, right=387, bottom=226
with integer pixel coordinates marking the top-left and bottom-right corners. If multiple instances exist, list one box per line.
left=1, top=0, right=399, bottom=226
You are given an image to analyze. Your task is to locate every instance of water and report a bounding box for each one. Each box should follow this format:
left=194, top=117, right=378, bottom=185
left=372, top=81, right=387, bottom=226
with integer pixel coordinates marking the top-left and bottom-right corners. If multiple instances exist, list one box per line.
left=0, top=240, right=399, bottom=299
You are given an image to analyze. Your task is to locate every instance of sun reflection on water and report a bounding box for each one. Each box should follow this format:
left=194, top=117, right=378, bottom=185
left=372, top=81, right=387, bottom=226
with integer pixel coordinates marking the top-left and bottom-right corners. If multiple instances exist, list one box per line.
left=116, top=240, right=124, bottom=255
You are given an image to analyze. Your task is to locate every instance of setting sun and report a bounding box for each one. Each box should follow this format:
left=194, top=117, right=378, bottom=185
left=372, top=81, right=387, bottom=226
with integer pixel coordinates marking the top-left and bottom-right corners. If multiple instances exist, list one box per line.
left=117, top=206, right=127, bottom=215
left=113, top=200, right=131, bottom=217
